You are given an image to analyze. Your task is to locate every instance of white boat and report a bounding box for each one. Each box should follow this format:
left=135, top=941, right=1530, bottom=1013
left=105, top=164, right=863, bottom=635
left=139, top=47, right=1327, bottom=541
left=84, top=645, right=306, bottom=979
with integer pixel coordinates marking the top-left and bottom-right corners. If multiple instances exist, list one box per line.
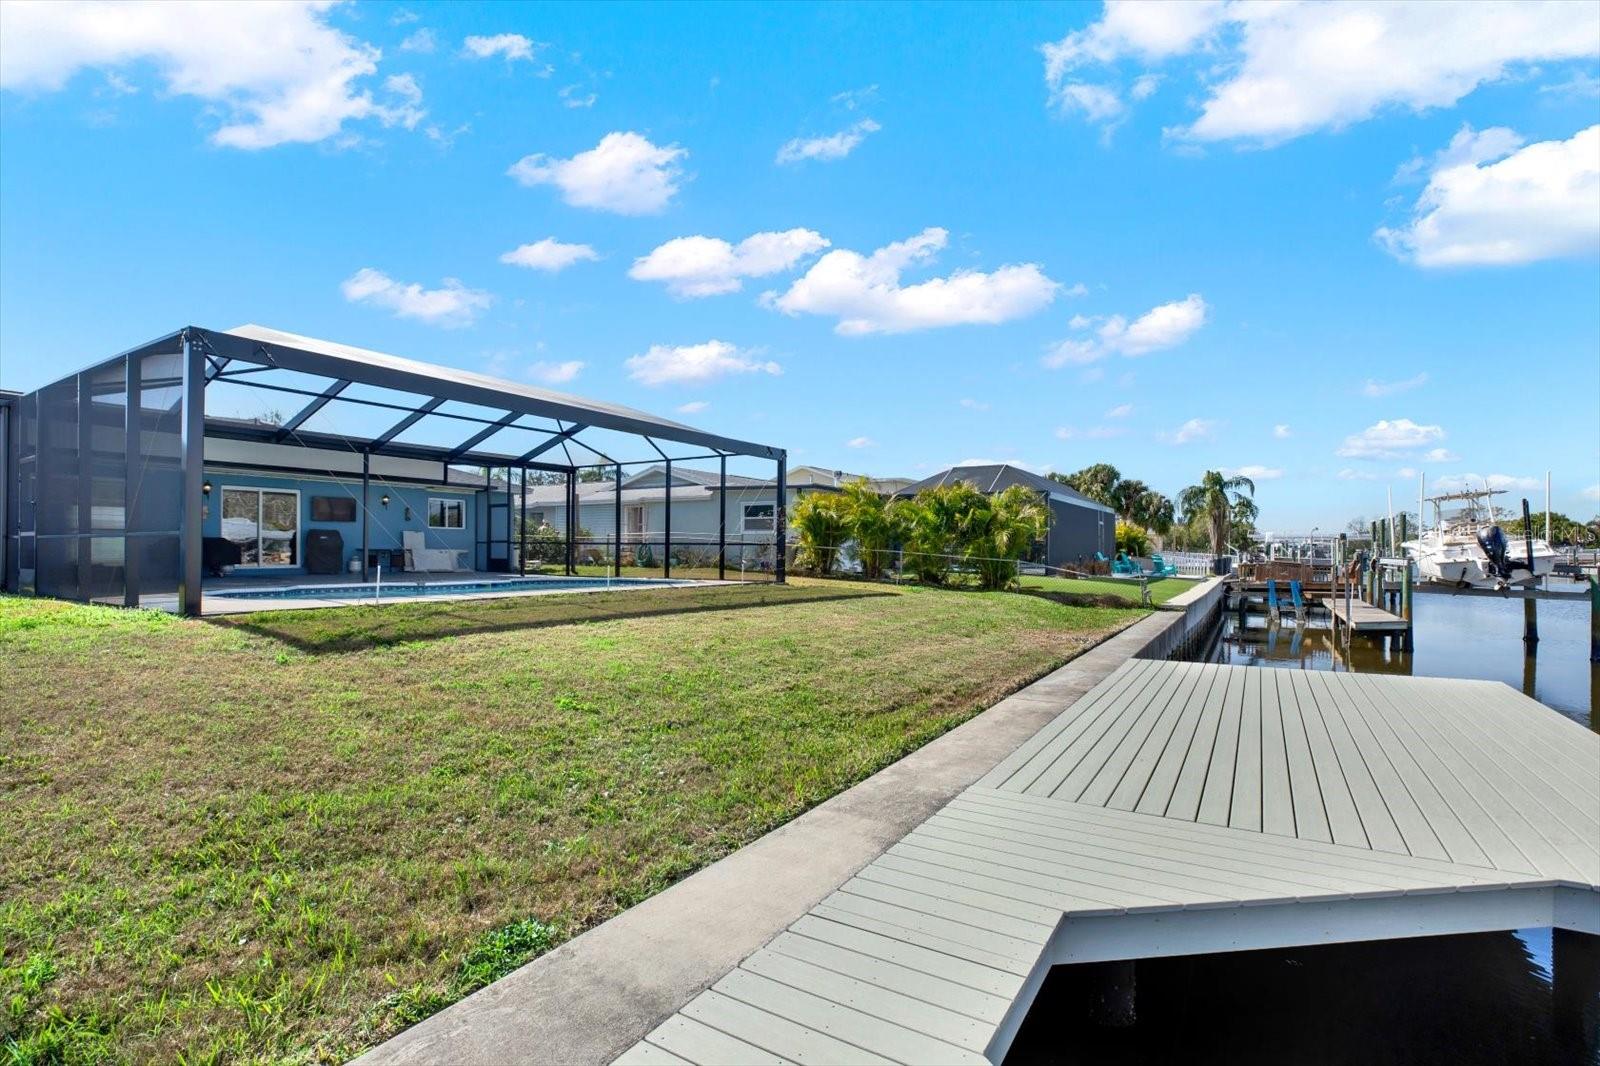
left=1402, top=489, right=1557, bottom=589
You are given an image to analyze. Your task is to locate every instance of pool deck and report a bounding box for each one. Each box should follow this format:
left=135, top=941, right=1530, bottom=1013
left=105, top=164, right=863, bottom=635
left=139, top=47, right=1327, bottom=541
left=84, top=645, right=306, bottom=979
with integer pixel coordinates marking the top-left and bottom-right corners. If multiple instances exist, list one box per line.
left=159, top=571, right=721, bottom=615
left=617, top=660, right=1600, bottom=1066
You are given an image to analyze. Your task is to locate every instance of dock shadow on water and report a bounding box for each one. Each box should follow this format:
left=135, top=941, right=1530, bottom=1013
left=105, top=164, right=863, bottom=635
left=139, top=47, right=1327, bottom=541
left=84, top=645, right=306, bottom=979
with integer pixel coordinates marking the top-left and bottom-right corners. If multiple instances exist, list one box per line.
left=1004, top=931, right=1596, bottom=1066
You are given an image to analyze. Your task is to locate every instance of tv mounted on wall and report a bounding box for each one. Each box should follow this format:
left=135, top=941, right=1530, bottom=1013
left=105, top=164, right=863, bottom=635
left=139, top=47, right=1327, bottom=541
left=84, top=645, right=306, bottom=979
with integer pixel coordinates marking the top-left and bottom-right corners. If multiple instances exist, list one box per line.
left=310, top=495, right=357, bottom=522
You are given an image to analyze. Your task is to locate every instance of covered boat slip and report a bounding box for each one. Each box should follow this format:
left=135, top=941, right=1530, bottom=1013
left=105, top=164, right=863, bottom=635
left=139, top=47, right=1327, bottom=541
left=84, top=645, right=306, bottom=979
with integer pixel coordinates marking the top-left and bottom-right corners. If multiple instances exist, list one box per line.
left=618, top=661, right=1600, bottom=1066
left=3, top=325, right=788, bottom=615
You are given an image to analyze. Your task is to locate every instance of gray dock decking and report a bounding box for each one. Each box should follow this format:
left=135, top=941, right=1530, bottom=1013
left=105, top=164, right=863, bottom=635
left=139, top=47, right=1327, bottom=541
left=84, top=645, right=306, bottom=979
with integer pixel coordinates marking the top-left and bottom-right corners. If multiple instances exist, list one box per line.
left=1320, top=596, right=1409, bottom=632
left=618, top=661, right=1600, bottom=1066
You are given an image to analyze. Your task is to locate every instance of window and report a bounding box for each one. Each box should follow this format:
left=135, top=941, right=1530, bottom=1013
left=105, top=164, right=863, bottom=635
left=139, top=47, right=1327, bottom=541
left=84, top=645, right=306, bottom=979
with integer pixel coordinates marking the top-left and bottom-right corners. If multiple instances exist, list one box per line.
left=221, top=487, right=299, bottom=567
left=742, top=503, right=775, bottom=533
left=428, top=498, right=465, bottom=529
left=527, top=510, right=546, bottom=527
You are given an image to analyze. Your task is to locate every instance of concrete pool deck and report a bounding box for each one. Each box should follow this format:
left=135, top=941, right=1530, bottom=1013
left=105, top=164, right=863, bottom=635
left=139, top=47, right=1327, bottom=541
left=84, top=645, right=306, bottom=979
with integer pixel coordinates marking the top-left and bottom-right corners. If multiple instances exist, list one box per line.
left=145, top=571, right=734, bottom=615
left=354, top=578, right=1229, bottom=1066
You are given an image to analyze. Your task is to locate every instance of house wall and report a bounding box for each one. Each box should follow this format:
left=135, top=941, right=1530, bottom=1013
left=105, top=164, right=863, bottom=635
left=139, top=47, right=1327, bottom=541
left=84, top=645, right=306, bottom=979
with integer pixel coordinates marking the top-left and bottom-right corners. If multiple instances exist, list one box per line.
left=524, top=490, right=787, bottom=544
left=1047, top=498, right=1116, bottom=568
left=201, top=469, right=478, bottom=575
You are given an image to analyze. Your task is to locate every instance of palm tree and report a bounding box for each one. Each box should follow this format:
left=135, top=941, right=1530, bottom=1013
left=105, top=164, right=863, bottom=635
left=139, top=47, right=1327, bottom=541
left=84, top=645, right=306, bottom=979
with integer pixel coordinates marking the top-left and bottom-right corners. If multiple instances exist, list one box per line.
left=789, top=492, right=850, bottom=576
left=1177, top=471, right=1256, bottom=555
left=836, top=478, right=899, bottom=578
left=957, top=484, right=1051, bottom=590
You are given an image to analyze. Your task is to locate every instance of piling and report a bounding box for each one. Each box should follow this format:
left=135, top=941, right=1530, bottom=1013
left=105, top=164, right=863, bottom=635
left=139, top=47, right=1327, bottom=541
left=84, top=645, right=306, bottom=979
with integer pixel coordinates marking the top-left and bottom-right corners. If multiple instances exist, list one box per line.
left=1589, top=576, right=1599, bottom=664
left=1400, top=563, right=1414, bottom=652
left=1523, top=598, right=1539, bottom=650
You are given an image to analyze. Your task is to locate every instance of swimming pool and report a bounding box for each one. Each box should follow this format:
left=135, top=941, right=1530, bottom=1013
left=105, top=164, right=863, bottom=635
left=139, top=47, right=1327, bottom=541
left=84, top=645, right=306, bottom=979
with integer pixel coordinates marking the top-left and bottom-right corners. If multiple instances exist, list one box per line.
left=216, top=576, right=700, bottom=601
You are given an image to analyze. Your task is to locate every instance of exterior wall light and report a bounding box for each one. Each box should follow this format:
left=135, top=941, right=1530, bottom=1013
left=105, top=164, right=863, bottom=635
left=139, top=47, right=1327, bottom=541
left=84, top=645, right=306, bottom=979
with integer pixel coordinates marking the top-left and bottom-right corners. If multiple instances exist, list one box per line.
left=202, top=480, right=212, bottom=497
left=380, top=493, right=391, bottom=508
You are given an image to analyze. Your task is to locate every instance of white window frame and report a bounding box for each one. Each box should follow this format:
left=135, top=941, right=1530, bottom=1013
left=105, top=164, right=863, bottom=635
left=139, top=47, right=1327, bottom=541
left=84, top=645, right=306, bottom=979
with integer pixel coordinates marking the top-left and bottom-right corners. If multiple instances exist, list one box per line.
left=428, top=497, right=466, bottom=530
left=741, top=502, right=776, bottom=533
left=625, top=504, right=647, bottom=540
left=220, top=485, right=301, bottom=569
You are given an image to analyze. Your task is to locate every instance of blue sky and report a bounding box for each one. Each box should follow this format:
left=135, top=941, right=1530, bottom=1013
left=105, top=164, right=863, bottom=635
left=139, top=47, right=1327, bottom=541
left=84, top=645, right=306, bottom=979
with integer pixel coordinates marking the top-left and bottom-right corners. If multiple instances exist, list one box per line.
left=1, top=0, right=1597, bottom=530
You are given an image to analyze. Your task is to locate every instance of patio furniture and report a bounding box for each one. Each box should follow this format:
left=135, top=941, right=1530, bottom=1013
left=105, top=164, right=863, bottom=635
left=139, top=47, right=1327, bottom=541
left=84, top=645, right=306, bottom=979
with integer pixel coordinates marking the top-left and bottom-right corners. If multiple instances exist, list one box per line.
left=1111, top=552, right=1142, bottom=576
left=402, top=530, right=468, bottom=573
left=1148, top=553, right=1179, bottom=577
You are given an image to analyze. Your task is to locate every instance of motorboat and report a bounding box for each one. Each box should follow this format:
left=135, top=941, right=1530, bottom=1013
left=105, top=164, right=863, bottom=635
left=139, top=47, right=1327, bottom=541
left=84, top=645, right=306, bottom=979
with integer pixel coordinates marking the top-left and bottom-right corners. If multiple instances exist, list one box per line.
left=1402, top=489, right=1557, bottom=589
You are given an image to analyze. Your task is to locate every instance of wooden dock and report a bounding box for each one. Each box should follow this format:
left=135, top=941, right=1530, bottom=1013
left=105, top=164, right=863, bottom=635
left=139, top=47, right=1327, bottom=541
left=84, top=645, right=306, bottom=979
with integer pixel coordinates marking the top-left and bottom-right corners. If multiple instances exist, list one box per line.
left=1321, top=595, right=1409, bottom=633
left=617, top=660, right=1599, bottom=1065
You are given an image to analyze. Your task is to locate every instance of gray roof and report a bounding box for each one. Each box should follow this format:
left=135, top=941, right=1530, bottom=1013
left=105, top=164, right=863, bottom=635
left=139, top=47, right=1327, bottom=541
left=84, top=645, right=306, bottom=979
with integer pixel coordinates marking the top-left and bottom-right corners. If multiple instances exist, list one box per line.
left=896, top=463, right=1115, bottom=513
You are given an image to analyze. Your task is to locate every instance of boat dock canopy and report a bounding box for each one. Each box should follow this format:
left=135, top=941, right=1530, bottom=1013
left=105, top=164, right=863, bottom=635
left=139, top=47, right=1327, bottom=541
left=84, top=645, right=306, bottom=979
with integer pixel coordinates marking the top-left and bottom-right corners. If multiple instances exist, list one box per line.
left=619, top=660, right=1600, bottom=1066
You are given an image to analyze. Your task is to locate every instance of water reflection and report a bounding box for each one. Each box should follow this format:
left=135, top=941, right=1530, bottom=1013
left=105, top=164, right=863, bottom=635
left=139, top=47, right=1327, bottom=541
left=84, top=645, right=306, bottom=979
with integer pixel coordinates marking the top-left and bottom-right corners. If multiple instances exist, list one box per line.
left=1204, top=582, right=1597, bottom=731
left=1004, top=931, right=1591, bottom=1066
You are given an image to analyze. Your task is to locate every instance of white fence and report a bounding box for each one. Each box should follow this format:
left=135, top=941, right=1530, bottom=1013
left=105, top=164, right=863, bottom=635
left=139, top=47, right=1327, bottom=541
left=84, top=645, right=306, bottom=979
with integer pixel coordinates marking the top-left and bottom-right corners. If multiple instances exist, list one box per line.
left=1151, top=551, right=1224, bottom=577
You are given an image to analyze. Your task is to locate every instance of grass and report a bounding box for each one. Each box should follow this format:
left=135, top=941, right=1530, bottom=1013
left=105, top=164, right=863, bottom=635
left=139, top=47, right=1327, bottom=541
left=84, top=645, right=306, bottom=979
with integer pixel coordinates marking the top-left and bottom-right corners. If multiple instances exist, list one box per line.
left=1018, top=573, right=1194, bottom=606
left=0, top=579, right=1142, bottom=1063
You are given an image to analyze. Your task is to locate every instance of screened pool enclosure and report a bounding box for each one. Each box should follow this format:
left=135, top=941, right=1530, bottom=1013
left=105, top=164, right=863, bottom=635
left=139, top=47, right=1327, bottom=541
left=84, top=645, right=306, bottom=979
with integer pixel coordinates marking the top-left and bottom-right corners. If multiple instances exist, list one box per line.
left=1, top=325, right=788, bottom=615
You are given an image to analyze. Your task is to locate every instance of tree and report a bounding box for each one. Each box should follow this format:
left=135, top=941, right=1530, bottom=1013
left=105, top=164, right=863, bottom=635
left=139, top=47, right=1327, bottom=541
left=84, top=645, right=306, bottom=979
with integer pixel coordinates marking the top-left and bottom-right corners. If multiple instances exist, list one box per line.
left=1177, top=470, right=1256, bottom=555
left=956, top=484, right=1051, bottom=590
left=1116, top=521, right=1151, bottom=557
left=837, top=478, right=903, bottom=579
left=1051, top=464, right=1121, bottom=509
left=790, top=492, right=850, bottom=576
left=1127, top=488, right=1175, bottom=535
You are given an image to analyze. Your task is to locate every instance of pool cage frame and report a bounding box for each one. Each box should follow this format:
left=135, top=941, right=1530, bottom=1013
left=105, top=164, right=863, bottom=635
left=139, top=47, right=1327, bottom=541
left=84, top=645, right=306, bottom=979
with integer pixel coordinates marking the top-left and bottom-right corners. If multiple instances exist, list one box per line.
left=2, top=325, right=787, bottom=616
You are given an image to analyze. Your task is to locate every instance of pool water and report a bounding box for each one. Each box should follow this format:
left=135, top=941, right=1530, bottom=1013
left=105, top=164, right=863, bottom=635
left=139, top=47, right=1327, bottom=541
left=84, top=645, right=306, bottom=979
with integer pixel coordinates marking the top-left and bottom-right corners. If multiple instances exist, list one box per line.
left=218, top=576, right=699, bottom=600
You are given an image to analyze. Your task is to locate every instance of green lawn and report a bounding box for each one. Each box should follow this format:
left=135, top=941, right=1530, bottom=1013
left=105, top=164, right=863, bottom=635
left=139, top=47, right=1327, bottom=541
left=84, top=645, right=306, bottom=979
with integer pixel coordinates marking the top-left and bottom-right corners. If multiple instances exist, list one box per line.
left=1018, top=573, right=1194, bottom=606
left=1, top=580, right=1142, bottom=1064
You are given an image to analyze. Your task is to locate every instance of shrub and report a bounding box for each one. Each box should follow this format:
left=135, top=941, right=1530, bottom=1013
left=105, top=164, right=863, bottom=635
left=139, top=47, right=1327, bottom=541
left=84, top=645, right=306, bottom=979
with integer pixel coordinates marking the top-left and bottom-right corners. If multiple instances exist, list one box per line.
left=1116, top=521, right=1151, bottom=558
left=838, top=479, right=904, bottom=579
left=790, top=492, right=851, bottom=576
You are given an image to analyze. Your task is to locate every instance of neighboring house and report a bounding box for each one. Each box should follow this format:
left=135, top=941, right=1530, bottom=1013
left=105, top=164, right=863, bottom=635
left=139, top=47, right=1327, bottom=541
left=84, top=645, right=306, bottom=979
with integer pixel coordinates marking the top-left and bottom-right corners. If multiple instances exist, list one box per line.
left=519, top=464, right=909, bottom=556
left=895, top=463, right=1116, bottom=570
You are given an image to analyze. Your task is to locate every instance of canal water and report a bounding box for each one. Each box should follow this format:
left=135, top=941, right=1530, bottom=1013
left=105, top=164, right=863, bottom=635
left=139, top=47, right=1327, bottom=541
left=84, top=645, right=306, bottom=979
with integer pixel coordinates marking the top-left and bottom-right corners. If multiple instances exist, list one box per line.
left=1204, top=580, right=1596, bottom=729
left=1005, top=582, right=1599, bottom=1065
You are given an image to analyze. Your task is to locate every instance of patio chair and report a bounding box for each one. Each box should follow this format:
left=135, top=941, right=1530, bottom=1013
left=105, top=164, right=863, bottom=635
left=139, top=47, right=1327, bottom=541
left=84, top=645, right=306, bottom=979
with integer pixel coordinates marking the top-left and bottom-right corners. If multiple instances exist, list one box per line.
left=402, top=530, right=467, bottom=573
left=1148, top=553, right=1179, bottom=577
left=1111, top=552, right=1142, bottom=576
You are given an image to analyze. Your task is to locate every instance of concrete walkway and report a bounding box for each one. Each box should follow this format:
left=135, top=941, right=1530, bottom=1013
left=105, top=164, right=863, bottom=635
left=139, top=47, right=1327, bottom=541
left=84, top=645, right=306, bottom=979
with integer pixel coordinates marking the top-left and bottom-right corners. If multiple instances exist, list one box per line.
left=354, top=579, right=1225, bottom=1066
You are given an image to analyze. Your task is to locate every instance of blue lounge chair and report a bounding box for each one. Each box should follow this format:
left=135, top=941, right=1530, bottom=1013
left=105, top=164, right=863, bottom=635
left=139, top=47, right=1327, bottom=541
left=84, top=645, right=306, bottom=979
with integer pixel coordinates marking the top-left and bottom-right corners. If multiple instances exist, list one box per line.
left=1111, top=552, right=1142, bottom=576
left=1148, top=553, right=1179, bottom=577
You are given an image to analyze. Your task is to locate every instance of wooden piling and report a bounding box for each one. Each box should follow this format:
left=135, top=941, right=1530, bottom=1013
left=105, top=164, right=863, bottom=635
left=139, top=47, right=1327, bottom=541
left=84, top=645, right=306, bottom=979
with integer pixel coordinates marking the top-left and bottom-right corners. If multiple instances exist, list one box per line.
left=1523, top=597, right=1539, bottom=650
left=1400, top=562, right=1414, bottom=651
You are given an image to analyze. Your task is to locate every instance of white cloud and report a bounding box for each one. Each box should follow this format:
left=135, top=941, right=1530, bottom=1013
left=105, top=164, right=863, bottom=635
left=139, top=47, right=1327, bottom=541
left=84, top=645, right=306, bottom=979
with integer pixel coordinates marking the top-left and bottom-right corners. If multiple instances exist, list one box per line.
left=1224, top=465, right=1283, bottom=480
left=1397, top=467, right=1418, bottom=479
left=625, top=340, right=781, bottom=386
left=0, top=0, right=429, bottom=149
left=959, top=398, right=991, bottom=411
left=1043, top=293, right=1208, bottom=366
left=1433, top=472, right=1542, bottom=493
left=1104, top=403, right=1134, bottom=418
left=1423, top=447, right=1461, bottom=463
left=508, top=132, right=687, bottom=215
left=399, top=28, right=436, bottom=54
left=776, top=119, right=881, bottom=164
left=630, top=229, right=829, bottom=297
left=1130, top=73, right=1162, bottom=101
left=676, top=400, right=709, bottom=415
left=847, top=436, right=876, bottom=449
left=1041, top=2, right=1600, bottom=144
left=1337, top=468, right=1379, bottom=481
left=1273, top=424, right=1292, bottom=439
left=763, top=227, right=1059, bottom=335
left=1336, top=418, right=1446, bottom=459
left=1541, top=71, right=1600, bottom=98
left=1161, top=418, right=1218, bottom=445
left=1582, top=484, right=1600, bottom=501
left=340, top=268, right=492, bottom=327
left=1055, top=425, right=1126, bottom=440
left=1377, top=124, right=1600, bottom=268
left=831, top=85, right=878, bottom=110
left=499, top=238, right=600, bottom=273
left=462, top=33, right=539, bottom=62
left=955, top=457, right=1051, bottom=475
left=528, top=360, right=584, bottom=385
left=1362, top=372, right=1429, bottom=397
left=559, top=84, right=596, bottom=109
left=1053, top=82, right=1125, bottom=123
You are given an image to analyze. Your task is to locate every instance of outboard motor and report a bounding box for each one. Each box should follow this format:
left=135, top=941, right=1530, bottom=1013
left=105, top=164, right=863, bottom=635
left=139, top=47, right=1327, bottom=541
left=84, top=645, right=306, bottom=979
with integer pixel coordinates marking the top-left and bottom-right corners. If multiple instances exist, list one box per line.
left=1476, top=524, right=1517, bottom=580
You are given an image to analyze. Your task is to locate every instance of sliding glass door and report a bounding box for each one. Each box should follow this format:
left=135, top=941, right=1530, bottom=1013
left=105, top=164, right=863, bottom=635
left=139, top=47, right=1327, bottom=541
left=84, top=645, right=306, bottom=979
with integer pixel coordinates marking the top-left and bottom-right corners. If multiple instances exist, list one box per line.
left=221, top=487, right=299, bottom=567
